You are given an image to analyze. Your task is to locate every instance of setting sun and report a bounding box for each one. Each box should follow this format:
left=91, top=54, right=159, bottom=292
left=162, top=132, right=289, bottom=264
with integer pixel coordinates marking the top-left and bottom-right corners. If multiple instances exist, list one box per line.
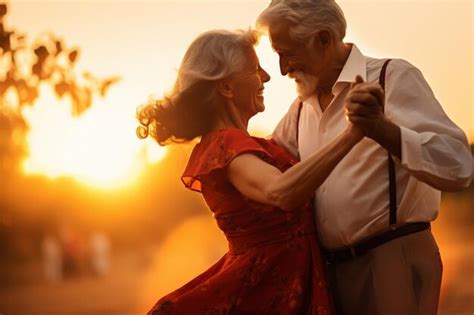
left=21, top=83, right=166, bottom=189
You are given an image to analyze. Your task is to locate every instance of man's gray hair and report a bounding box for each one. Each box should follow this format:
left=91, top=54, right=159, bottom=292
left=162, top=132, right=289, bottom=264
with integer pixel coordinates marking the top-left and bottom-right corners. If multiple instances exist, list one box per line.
left=256, top=0, right=347, bottom=43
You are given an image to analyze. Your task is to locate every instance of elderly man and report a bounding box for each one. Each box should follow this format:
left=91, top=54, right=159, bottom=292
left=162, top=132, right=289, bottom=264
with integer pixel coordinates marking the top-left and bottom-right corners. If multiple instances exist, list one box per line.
left=257, top=0, right=473, bottom=314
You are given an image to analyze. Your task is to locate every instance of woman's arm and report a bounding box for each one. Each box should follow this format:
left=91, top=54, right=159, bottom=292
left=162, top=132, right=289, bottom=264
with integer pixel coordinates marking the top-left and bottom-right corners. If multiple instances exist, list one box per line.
left=227, top=125, right=363, bottom=210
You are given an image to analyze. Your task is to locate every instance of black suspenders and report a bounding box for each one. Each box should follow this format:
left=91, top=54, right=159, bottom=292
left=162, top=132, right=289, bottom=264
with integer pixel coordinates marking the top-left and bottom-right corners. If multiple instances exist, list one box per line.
left=295, top=58, right=397, bottom=226
left=295, top=101, right=303, bottom=160
left=379, top=59, right=397, bottom=225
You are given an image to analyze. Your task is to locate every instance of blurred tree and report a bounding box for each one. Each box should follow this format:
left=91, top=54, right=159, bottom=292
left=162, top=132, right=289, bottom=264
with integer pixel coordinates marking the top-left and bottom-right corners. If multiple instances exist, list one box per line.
left=0, top=2, right=120, bottom=176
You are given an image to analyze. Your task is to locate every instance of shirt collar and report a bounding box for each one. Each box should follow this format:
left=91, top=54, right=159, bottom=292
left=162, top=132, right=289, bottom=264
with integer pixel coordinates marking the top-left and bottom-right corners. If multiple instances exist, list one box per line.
left=332, top=44, right=367, bottom=95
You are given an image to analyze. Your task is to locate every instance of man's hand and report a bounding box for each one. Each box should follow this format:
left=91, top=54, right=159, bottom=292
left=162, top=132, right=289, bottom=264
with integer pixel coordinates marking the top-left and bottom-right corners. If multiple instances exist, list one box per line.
left=345, top=75, right=386, bottom=138
left=345, top=75, right=402, bottom=158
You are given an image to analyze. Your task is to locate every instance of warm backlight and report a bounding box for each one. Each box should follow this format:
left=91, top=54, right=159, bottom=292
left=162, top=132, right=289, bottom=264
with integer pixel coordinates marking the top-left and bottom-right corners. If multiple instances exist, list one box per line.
left=21, top=84, right=166, bottom=189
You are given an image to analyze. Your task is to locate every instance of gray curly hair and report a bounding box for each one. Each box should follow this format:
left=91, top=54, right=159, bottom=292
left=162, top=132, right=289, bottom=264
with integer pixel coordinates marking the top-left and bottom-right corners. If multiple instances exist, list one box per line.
left=136, top=29, right=259, bottom=145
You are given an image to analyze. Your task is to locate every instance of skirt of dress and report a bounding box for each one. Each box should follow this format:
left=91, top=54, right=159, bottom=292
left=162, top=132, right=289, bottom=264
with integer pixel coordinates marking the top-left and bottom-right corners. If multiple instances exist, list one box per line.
left=147, top=234, right=333, bottom=315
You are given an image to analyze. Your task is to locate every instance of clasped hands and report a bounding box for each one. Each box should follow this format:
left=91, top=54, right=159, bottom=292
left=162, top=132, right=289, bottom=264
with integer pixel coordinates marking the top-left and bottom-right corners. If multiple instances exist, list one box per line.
left=345, top=75, right=387, bottom=140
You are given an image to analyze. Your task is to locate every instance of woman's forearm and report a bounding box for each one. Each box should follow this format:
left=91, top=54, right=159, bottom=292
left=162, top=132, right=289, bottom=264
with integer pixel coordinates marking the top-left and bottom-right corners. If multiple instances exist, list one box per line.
left=265, top=128, right=360, bottom=210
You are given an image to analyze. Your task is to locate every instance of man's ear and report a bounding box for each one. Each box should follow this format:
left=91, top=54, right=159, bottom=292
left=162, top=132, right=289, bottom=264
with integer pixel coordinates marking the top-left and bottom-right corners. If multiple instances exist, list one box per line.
left=313, top=30, right=332, bottom=49
left=216, top=79, right=233, bottom=99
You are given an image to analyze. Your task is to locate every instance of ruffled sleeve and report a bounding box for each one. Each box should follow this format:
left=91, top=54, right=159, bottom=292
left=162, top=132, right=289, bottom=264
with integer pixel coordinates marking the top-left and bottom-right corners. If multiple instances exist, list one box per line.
left=181, top=128, right=274, bottom=192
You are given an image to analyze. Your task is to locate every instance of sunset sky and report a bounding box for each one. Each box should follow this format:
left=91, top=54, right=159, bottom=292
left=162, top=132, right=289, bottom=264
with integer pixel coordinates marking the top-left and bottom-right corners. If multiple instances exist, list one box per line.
left=7, top=0, right=473, bottom=188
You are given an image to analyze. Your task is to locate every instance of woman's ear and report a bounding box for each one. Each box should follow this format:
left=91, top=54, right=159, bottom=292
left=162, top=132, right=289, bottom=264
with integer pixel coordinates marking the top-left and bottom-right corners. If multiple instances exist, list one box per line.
left=216, top=79, right=234, bottom=99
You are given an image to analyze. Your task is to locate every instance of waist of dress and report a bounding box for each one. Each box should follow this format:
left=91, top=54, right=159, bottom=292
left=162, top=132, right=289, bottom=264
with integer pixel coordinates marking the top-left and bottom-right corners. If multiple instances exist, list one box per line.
left=226, top=223, right=316, bottom=255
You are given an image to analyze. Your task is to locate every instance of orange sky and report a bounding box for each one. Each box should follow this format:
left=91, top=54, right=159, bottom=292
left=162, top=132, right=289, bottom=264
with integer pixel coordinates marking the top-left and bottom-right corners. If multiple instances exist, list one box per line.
left=9, top=0, right=473, bottom=133
left=6, top=0, right=473, bottom=187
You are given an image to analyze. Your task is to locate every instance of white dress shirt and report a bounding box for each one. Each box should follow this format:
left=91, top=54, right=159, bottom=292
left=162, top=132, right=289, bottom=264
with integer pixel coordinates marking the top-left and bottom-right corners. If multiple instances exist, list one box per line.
left=272, top=44, right=473, bottom=250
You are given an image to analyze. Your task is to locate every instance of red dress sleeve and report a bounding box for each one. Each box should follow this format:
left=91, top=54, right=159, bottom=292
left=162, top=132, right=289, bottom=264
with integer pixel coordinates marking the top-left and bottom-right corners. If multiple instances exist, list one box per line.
left=181, top=128, right=275, bottom=192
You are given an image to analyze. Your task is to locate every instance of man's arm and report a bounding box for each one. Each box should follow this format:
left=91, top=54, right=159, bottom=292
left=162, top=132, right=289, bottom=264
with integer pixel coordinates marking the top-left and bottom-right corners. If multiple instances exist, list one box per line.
left=348, top=60, right=473, bottom=191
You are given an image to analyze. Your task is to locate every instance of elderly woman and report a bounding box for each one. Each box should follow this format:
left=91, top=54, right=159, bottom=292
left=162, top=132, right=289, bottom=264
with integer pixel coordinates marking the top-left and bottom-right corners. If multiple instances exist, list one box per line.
left=137, top=29, right=364, bottom=315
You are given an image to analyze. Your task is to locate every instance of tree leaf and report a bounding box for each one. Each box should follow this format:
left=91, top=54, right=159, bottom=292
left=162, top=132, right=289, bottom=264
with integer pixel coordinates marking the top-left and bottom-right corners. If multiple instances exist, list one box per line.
left=68, top=49, right=79, bottom=63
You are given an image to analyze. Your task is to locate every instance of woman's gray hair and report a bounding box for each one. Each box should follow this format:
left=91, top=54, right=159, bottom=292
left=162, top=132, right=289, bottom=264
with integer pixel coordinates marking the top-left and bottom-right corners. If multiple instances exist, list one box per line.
left=256, top=0, right=347, bottom=44
left=137, top=29, right=259, bottom=145
left=173, top=29, right=259, bottom=95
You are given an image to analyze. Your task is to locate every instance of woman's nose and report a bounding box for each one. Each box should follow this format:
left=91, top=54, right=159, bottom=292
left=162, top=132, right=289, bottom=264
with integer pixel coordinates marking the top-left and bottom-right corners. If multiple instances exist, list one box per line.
left=261, top=68, right=271, bottom=82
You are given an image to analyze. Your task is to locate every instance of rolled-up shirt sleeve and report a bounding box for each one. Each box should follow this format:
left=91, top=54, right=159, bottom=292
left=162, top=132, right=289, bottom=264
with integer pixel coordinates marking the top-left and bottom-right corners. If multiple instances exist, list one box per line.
left=386, top=59, right=473, bottom=190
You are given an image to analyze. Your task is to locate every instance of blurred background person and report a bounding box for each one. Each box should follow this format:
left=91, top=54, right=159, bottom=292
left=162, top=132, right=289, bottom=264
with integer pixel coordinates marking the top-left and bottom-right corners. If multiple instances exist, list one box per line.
left=88, top=231, right=111, bottom=277
left=59, top=223, right=86, bottom=278
left=41, top=234, right=62, bottom=283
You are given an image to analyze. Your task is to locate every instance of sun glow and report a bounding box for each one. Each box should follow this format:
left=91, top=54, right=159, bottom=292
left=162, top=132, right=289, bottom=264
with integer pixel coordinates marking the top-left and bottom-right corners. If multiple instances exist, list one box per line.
left=21, top=83, right=166, bottom=189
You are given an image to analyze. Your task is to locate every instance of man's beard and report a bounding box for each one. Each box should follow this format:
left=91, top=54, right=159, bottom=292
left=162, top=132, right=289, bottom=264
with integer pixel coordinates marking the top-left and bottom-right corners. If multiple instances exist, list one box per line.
left=289, top=71, right=319, bottom=101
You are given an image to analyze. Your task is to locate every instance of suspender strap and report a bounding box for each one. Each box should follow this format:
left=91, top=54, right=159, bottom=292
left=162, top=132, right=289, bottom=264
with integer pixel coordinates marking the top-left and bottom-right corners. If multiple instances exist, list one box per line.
left=379, top=59, right=397, bottom=225
left=379, top=59, right=390, bottom=89
left=295, top=101, right=303, bottom=160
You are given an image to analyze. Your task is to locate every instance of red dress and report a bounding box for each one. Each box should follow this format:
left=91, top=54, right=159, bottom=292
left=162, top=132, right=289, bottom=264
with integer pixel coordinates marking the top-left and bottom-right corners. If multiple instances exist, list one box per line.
left=148, top=128, right=333, bottom=315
